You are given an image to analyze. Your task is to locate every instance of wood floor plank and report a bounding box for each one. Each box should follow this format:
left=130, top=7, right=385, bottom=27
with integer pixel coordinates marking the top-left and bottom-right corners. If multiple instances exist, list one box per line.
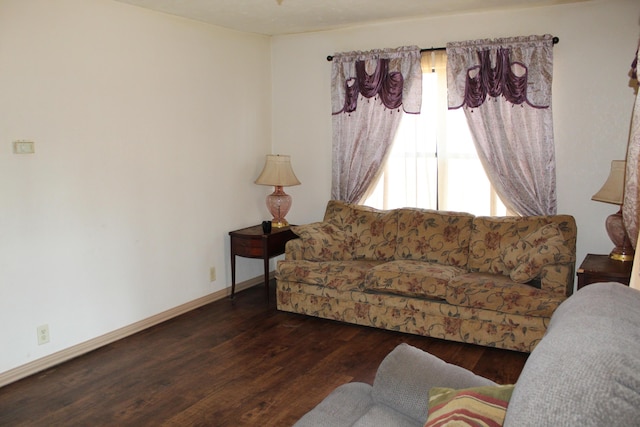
left=0, top=281, right=528, bottom=426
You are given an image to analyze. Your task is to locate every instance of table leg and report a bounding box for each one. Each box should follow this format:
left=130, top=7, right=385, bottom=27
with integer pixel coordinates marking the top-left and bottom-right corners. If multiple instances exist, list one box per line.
left=230, top=252, right=237, bottom=300
left=263, top=239, right=270, bottom=301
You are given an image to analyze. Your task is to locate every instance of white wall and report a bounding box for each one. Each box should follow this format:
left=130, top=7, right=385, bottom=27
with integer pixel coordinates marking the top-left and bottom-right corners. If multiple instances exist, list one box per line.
left=272, top=0, right=640, bottom=273
left=0, top=0, right=271, bottom=374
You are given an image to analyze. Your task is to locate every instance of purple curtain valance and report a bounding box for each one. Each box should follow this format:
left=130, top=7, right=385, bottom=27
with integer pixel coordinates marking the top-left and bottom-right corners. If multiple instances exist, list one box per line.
left=331, top=46, right=422, bottom=115
left=447, top=35, right=554, bottom=110
left=459, top=48, right=547, bottom=109
left=340, top=58, right=404, bottom=113
left=342, top=58, right=405, bottom=112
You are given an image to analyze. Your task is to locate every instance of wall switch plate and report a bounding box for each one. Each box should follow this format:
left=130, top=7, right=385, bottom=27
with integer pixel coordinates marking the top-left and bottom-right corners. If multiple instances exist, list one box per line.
left=13, top=140, right=35, bottom=154
left=209, top=267, right=216, bottom=282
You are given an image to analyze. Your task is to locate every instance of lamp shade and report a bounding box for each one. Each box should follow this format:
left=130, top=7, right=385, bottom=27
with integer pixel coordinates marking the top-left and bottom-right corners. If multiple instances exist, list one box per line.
left=592, top=160, right=626, bottom=205
left=255, top=154, right=301, bottom=187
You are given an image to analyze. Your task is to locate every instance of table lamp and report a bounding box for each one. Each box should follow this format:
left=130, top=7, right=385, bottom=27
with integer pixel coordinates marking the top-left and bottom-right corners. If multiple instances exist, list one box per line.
left=592, top=160, right=634, bottom=261
left=255, top=154, right=300, bottom=228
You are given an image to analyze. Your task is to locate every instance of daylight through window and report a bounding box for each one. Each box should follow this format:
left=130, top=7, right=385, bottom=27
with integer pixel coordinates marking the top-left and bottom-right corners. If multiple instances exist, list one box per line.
left=362, top=51, right=508, bottom=216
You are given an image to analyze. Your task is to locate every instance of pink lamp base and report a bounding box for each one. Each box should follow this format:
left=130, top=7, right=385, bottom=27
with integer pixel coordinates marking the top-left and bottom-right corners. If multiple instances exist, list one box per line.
left=266, top=186, right=292, bottom=228
left=606, top=209, right=634, bottom=262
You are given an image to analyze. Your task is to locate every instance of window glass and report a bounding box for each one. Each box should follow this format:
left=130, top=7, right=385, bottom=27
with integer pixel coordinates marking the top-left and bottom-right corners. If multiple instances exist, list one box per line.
left=363, top=51, right=507, bottom=216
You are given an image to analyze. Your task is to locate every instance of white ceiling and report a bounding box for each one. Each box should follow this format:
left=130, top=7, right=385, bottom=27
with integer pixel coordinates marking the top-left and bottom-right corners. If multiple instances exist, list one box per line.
left=113, top=0, right=588, bottom=36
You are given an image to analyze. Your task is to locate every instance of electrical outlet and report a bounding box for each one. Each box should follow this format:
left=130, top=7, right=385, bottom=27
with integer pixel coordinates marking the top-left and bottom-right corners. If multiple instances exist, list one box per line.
left=37, top=324, right=50, bottom=345
left=209, top=267, right=216, bottom=282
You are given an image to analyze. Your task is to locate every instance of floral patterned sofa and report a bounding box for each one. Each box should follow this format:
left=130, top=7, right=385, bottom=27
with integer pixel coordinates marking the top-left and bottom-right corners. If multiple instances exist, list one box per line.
left=276, top=200, right=577, bottom=352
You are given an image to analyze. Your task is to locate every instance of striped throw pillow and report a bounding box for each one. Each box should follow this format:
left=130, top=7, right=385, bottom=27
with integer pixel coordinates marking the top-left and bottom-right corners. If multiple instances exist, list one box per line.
left=425, top=384, right=515, bottom=427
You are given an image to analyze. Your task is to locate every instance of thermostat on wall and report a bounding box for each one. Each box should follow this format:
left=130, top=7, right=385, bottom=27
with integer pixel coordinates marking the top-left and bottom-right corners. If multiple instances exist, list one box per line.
left=13, top=140, right=35, bottom=154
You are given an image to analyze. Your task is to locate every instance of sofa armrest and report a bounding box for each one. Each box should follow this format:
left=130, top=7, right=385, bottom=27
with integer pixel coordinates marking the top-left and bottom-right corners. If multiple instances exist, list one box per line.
left=371, top=343, right=495, bottom=423
left=285, top=238, right=304, bottom=260
left=539, top=262, right=575, bottom=297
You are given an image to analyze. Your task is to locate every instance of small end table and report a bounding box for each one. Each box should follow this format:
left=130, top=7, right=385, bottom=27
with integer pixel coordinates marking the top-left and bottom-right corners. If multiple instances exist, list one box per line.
left=576, top=253, right=633, bottom=290
left=229, top=224, right=297, bottom=300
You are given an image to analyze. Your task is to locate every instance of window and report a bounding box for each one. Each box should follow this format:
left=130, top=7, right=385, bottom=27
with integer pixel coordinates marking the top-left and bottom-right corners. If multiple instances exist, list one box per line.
left=362, top=51, right=508, bottom=216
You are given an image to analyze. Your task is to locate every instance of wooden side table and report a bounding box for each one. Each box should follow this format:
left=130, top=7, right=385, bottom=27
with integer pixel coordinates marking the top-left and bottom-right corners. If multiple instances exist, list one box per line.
left=229, top=225, right=297, bottom=300
left=576, top=253, right=633, bottom=290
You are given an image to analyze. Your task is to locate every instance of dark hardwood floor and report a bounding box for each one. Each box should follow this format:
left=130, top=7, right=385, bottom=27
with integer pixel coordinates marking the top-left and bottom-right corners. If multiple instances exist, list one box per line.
left=0, top=282, right=528, bottom=426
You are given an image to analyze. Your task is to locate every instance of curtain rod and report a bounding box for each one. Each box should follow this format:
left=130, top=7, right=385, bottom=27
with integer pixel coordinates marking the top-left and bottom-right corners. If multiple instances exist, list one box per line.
left=326, top=36, right=559, bottom=61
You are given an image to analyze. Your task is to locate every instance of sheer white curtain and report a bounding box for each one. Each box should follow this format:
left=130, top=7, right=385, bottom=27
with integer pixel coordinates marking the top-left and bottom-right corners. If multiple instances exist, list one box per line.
left=363, top=51, right=507, bottom=216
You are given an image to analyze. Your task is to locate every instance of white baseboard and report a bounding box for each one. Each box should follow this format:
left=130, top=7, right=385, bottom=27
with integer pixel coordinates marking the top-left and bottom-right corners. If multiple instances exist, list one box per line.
left=0, top=276, right=267, bottom=388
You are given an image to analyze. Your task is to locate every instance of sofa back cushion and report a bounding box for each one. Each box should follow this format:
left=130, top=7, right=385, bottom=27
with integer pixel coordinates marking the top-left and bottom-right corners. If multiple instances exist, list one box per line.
left=323, top=200, right=398, bottom=261
left=395, top=208, right=474, bottom=267
left=468, top=215, right=577, bottom=275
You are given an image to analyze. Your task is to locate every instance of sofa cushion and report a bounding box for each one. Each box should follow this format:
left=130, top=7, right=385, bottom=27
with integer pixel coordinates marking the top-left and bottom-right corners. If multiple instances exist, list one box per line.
left=292, top=222, right=353, bottom=261
left=363, top=260, right=466, bottom=299
left=395, top=209, right=474, bottom=267
left=323, top=200, right=398, bottom=261
left=276, top=260, right=380, bottom=290
left=468, top=216, right=577, bottom=275
left=425, top=384, right=515, bottom=427
left=447, top=273, right=565, bottom=317
left=500, top=224, right=575, bottom=283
